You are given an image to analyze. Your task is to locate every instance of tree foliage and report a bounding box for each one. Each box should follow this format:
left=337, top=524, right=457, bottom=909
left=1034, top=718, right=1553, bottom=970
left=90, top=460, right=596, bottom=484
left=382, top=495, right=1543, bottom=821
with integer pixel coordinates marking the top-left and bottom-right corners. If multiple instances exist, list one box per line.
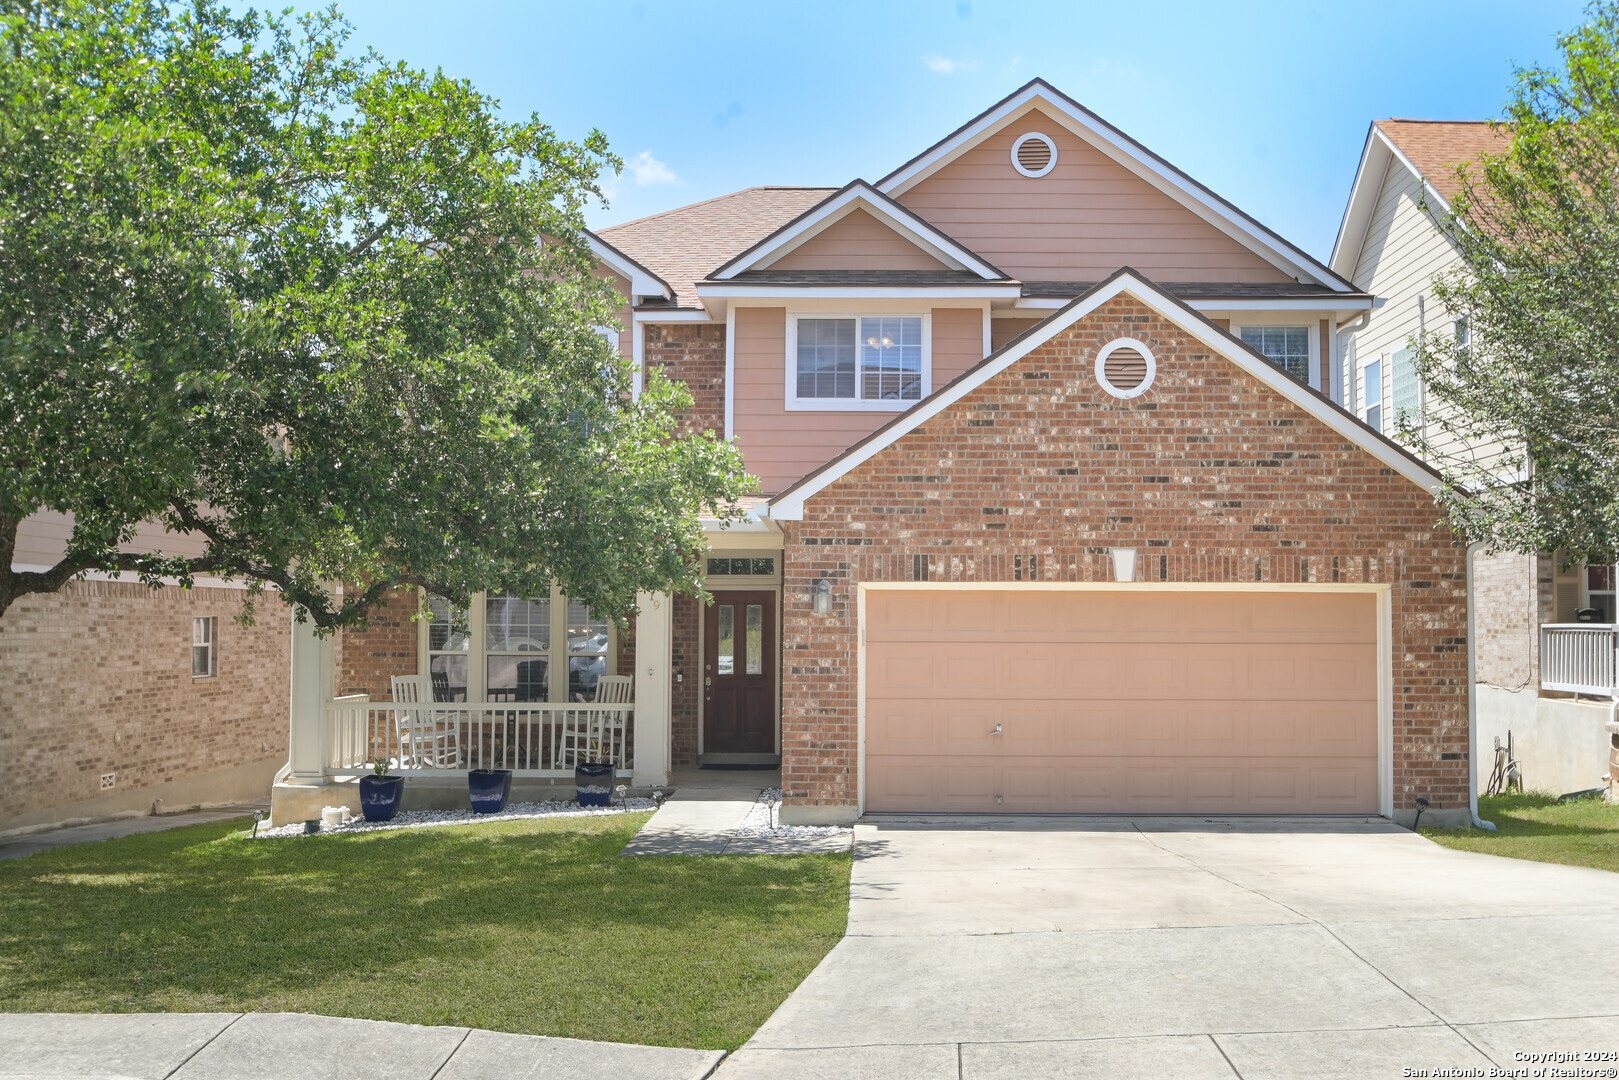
left=1413, top=1, right=1619, bottom=564
left=0, top=0, right=753, bottom=627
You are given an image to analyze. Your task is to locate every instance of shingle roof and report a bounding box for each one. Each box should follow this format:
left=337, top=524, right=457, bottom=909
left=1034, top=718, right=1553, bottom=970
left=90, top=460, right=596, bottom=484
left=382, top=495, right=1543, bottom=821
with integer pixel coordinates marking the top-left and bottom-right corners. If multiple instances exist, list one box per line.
left=1375, top=120, right=1510, bottom=204
left=597, top=187, right=837, bottom=309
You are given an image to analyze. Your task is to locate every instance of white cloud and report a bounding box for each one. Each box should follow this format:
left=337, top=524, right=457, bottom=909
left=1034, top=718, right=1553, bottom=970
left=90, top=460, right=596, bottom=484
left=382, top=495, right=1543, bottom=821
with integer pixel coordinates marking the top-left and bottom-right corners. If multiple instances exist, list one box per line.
left=627, top=150, right=678, bottom=187
left=923, top=54, right=980, bottom=75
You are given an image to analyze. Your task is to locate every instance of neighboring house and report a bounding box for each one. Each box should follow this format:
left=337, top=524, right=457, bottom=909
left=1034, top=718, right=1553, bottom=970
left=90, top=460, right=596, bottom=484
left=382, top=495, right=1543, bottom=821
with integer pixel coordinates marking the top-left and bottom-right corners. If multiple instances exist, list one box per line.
left=280, top=79, right=1475, bottom=826
left=1, top=513, right=289, bottom=834
left=1332, top=119, right=1614, bottom=798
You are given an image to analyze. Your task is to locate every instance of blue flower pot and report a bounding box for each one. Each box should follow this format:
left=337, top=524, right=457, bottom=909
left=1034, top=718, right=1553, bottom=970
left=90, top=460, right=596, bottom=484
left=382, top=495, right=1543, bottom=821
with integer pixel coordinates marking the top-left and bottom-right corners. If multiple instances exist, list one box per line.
left=575, top=762, right=615, bottom=807
left=468, top=769, right=513, bottom=814
left=358, top=775, right=404, bottom=822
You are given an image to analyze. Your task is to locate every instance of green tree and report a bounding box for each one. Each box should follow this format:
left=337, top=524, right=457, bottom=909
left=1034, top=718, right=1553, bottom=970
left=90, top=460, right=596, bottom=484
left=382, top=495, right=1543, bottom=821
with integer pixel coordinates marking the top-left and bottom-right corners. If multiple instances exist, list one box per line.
left=0, top=0, right=752, bottom=627
left=1412, top=1, right=1619, bottom=565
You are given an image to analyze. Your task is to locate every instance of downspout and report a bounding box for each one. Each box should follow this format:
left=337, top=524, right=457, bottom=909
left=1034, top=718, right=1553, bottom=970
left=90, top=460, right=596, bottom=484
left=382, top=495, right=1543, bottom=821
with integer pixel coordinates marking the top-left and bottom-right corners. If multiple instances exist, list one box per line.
left=1466, top=539, right=1498, bottom=831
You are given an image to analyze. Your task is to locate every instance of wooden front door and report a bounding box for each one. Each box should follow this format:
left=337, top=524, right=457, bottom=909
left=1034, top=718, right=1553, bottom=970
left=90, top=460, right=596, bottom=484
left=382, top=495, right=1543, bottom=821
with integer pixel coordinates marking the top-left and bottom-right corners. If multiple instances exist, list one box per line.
left=703, top=591, right=776, bottom=754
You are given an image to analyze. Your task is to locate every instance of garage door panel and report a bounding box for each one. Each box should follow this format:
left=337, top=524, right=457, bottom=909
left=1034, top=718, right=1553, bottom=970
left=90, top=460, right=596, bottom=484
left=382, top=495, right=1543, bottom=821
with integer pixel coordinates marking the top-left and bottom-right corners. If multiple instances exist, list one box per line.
left=863, top=589, right=1379, bottom=815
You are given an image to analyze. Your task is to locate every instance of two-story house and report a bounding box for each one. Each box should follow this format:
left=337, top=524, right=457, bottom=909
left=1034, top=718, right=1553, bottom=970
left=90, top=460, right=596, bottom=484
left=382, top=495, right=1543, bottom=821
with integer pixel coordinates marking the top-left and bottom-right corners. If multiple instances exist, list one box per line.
left=1332, top=119, right=1614, bottom=798
left=281, top=80, right=1478, bottom=828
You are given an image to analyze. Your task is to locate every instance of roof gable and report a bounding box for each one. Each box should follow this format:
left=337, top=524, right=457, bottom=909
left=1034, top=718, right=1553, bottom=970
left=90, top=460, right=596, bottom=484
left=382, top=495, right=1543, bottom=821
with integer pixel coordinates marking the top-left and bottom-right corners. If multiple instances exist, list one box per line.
left=766, top=207, right=952, bottom=273
left=875, top=79, right=1355, bottom=292
left=767, top=268, right=1438, bottom=520
left=708, top=181, right=1008, bottom=282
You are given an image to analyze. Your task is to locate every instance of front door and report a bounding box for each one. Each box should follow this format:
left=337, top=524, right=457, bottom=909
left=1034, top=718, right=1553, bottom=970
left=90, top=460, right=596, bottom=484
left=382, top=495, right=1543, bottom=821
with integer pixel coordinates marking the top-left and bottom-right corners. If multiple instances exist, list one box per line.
left=703, top=591, right=776, bottom=754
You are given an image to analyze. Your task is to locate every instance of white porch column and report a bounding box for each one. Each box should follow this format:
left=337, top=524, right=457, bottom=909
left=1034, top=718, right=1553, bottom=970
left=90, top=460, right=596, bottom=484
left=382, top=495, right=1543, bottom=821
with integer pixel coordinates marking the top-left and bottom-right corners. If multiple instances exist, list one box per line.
left=286, top=610, right=335, bottom=782
left=632, top=591, right=673, bottom=787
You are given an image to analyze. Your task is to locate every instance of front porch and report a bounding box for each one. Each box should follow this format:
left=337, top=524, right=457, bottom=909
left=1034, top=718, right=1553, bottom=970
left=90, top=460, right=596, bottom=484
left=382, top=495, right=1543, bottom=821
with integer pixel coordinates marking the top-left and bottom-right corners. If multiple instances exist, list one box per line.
left=271, top=591, right=676, bottom=826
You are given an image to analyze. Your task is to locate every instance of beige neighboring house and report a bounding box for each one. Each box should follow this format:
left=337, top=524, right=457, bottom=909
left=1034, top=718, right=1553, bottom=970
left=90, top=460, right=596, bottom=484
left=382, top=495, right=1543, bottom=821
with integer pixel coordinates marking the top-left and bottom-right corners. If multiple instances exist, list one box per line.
left=1, top=513, right=289, bottom=835
left=1332, top=119, right=1616, bottom=799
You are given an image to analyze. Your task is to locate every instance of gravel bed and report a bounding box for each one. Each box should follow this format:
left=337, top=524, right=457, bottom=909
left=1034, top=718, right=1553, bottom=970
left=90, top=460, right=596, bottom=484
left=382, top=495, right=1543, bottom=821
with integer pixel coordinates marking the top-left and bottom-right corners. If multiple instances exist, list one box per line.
left=733, top=788, right=852, bottom=839
left=255, top=797, right=661, bottom=839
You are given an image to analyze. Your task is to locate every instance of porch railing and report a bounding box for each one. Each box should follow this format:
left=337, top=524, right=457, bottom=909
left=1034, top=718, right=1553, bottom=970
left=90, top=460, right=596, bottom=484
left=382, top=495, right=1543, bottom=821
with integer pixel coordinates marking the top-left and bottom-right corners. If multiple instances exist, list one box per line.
left=322, top=698, right=634, bottom=779
left=1540, top=624, right=1618, bottom=697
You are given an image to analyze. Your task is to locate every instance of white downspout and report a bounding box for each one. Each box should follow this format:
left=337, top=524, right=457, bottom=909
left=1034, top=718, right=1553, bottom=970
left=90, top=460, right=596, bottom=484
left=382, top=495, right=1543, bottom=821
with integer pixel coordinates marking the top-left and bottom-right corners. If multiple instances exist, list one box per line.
left=1466, top=540, right=1498, bottom=831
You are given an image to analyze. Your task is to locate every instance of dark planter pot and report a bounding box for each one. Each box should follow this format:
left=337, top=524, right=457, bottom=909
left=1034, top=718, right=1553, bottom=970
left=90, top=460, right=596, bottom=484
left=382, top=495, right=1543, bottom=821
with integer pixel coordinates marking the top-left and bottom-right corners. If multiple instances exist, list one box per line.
left=358, top=775, right=405, bottom=823
left=575, top=762, right=616, bottom=807
left=468, top=769, right=514, bottom=814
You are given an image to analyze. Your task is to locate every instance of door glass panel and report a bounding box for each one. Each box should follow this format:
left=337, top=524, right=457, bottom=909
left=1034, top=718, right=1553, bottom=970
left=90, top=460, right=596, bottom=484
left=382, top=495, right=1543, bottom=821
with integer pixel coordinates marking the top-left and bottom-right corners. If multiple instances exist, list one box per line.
left=745, top=604, right=763, bottom=675
left=717, top=605, right=734, bottom=675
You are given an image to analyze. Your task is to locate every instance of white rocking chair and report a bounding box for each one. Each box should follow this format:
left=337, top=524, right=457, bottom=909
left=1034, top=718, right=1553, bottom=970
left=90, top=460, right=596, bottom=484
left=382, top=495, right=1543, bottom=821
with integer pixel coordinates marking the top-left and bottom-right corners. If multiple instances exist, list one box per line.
left=391, top=674, right=462, bottom=769
left=557, top=675, right=632, bottom=768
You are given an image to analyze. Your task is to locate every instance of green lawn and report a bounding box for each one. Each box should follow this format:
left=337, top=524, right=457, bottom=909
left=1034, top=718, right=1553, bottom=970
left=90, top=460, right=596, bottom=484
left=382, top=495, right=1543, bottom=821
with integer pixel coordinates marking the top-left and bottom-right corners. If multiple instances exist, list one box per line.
left=0, top=813, right=851, bottom=1051
left=1422, top=791, right=1619, bottom=873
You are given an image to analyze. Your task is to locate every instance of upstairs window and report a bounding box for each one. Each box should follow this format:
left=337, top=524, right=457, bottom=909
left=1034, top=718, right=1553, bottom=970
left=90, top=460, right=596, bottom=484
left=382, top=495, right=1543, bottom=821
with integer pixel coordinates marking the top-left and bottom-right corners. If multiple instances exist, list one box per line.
left=1362, top=358, right=1383, bottom=433
left=793, top=316, right=925, bottom=407
left=1240, top=326, right=1310, bottom=382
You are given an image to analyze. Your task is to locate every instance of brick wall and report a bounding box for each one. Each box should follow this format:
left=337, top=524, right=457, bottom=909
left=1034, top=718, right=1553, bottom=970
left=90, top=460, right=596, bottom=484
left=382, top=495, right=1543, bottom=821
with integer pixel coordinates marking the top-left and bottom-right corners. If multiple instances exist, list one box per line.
left=337, top=589, right=418, bottom=700
left=644, top=323, right=726, bottom=437
left=0, top=580, right=288, bottom=826
left=1472, top=551, right=1541, bottom=690
left=780, top=295, right=1470, bottom=814
left=670, top=594, right=701, bottom=766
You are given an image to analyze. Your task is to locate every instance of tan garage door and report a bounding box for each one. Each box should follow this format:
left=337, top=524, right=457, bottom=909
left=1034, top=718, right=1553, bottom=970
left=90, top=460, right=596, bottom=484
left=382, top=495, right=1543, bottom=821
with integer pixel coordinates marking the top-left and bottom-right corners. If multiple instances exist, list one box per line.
left=864, top=589, right=1379, bottom=814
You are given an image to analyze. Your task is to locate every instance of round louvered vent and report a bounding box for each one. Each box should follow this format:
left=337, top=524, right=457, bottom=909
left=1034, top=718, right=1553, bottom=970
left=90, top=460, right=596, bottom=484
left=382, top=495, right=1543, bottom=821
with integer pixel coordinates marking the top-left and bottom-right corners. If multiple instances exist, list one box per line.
left=1010, top=132, right=1057, bottom=178
left=1095, top=338, right=1156, bottom=399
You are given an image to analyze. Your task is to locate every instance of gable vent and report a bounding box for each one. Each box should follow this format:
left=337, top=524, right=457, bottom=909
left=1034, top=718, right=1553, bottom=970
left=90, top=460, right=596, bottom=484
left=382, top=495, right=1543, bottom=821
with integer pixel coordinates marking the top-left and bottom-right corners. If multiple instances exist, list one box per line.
left=1011, top=132, right=1057, bottom=178
left=1095, top=338, right=1156, bottom=399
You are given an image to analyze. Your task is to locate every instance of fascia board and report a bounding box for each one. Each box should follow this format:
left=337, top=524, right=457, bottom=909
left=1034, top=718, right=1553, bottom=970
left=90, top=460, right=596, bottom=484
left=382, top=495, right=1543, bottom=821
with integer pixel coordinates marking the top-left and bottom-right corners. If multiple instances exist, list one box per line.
left=696, top=284, right=1022, bottom=300
left=768, top=272, right=1437, bottom=520
left=877, top=86, right=1350, bottom=292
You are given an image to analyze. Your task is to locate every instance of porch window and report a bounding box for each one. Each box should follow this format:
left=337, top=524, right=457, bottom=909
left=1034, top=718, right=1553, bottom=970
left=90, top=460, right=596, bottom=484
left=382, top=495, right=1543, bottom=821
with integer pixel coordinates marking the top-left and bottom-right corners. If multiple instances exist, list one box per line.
left=1240, top=325, right=1310, bottom=382
left=793, top=316, right=924, bottom=404
left=422, top=588, right=614, bottom=703
left=1589, top=565, right=1616, bottom=622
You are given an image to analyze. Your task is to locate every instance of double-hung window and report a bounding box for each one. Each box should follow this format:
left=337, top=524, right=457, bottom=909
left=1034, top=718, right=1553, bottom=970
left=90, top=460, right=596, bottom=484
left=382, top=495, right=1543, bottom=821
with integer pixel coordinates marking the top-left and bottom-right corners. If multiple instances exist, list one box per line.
left=1239, top=326, right=1311, bottom=383
left=191, top=617, right=216, bottom=678
left=792, top=315, right=925, bottom=407
left=1362, top=358, right=1383, bottom=433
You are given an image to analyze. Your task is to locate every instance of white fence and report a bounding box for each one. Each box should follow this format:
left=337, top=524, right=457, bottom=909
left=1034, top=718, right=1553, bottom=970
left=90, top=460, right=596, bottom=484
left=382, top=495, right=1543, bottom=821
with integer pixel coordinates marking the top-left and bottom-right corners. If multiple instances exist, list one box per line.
left=1540, top=624, right=1618, bottom=697
left=322, top=698, right=634, bottom=778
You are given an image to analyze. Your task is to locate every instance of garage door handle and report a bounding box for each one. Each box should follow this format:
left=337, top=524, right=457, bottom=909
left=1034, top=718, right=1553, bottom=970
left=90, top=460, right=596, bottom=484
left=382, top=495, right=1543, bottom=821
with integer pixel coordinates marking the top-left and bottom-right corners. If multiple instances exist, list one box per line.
left=990, top=722, right=1002, bottom=735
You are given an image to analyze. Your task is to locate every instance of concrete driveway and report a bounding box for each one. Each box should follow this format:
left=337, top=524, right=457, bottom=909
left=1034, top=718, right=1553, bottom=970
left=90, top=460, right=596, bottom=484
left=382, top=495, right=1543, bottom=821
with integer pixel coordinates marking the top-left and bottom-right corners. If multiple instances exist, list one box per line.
left=719, top=816, right=1619, bottom=1079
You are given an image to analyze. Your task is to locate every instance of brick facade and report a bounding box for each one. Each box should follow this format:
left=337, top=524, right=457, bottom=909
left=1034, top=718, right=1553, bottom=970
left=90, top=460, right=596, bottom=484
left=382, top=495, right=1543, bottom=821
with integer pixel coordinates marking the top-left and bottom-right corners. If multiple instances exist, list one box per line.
left=644, top=323, right=726, bottom=437
left=779, top=295, right=1471, bottom=816
left=337, top=589, right=418, bottom=700
left=0, top=580, right=288, bottom=830
left=670, top=594, right=701, bottom=766
left=1472, top=551, right=1550, bottom=691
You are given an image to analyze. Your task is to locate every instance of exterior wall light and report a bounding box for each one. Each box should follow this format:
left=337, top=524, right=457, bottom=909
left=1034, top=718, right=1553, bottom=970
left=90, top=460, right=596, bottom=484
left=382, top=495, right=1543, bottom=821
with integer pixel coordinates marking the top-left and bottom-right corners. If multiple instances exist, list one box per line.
left=812, top=578, right=833, bottom=614
left=1110, top=548, right=1137, bottom=583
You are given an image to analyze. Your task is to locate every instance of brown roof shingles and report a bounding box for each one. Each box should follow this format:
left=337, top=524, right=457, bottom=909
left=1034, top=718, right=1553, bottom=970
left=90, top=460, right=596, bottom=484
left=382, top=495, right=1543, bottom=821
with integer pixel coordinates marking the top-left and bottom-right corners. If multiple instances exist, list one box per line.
left=597, top=187, right=837, bottom=308
left=1375, top=120, right=1510, bottom=204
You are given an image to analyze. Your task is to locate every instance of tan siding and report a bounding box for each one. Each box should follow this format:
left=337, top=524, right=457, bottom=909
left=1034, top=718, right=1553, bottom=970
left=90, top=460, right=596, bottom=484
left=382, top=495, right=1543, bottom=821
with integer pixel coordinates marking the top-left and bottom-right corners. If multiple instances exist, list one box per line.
left=599, top=266, right=634, bottom=364
left=769, top=208, right=950, bottom=272
left=896, top=109, right=1292, bottom=284
left=991, top=317, right=1046, bottom=351
left=733, top=306, right=990, bottom=496
left=1344, top=161, right=1507, bottom=466
left=13, top=510, right=206, bottom=568
left=931, top=307, right=984, bottom=385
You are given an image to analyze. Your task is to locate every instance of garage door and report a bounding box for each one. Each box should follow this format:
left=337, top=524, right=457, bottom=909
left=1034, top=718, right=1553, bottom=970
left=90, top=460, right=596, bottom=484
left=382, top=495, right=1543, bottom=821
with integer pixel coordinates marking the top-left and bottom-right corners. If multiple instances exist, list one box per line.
left=864, top=589, right=1378, bottom=814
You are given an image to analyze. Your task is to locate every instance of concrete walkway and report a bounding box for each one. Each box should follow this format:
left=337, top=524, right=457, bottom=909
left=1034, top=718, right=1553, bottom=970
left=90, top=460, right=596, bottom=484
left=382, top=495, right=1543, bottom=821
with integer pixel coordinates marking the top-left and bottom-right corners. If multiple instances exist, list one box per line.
left=0, top=1012, right=723, bottom=1080
left=620, top=769, right=849, bottom=855
left=0, top=805, right=265, bottom=861
left=719, top=816, right=1619, bottom=1079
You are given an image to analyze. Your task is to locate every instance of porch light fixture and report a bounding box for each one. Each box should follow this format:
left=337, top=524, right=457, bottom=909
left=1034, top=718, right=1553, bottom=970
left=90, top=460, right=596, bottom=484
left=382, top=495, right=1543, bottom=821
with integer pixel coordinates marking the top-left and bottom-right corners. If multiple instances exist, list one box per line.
left=1110, top=548, right=1138, bottom=583
left=812, top=578, right=833, bottom=614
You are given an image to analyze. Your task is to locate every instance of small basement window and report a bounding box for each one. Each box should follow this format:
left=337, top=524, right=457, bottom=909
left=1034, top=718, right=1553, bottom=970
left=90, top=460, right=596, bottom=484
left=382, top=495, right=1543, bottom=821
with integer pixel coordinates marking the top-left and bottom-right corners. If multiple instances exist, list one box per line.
left=1010, top=132, right=1057, bottom=178
left=1094, top=338, right=1156, bottom=399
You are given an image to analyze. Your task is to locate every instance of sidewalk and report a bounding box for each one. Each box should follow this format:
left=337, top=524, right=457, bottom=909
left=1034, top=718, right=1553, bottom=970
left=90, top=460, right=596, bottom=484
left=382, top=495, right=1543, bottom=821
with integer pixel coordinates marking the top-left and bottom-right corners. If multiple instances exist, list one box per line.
left=0, top=805, right=265, bottom=862
left=0, top=1012, right=723, bottom=1080
left=619, top=770, right=851, bottom=856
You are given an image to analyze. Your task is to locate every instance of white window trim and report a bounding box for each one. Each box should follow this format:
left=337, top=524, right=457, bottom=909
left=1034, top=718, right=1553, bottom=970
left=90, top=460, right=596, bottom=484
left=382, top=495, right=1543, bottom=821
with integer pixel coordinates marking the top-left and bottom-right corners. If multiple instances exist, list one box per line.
left=784, top=311, right=932, bottom=412
left=1359, top=353, right=1386, bottom=431
left=1232, top=322, right=1318, bottom=387
left=191, top=616, right=217, bottom=679
left=420, top=586, right=616, bottom=704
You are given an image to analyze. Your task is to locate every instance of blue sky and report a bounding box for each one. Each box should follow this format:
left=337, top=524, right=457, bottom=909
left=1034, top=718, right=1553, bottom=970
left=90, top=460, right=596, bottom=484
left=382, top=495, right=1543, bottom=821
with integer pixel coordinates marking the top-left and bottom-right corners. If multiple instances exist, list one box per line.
left=328, top=0, right=1582, bottom=261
